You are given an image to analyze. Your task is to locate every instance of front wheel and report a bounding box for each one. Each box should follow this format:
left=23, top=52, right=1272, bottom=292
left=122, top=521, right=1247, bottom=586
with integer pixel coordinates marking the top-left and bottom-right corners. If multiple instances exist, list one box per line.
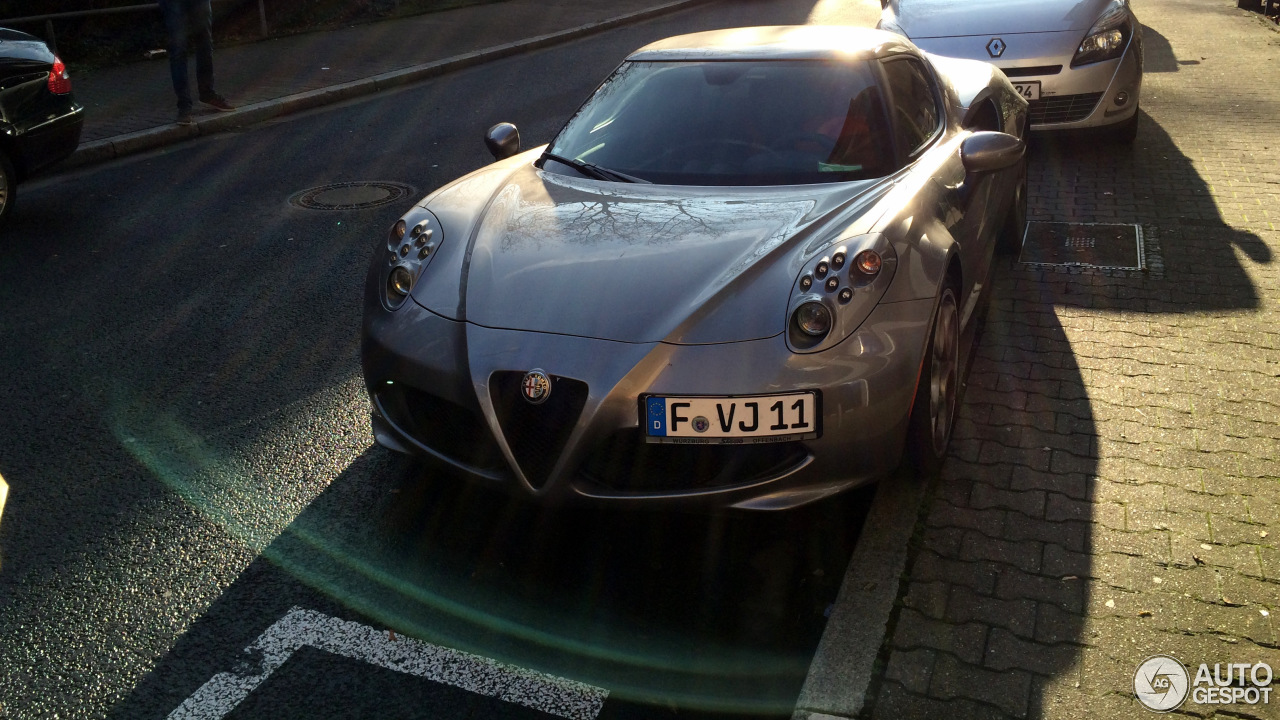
left=1111, top=107, right=1139, bottom=145
left=0, top=150, right=15, bottom=231
left=905, top=279, right=961, bottom=476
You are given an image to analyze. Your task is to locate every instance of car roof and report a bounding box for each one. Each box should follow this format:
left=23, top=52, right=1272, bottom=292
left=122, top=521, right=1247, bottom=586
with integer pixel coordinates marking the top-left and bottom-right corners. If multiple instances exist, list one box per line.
left=627, top=26, right=918, bottom=62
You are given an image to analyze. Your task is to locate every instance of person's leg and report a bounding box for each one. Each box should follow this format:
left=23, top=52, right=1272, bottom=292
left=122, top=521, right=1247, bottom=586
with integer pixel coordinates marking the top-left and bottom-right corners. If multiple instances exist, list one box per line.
left=160, top=0, right=192, bottom=112
left=191, top=0, right=216, bottom=100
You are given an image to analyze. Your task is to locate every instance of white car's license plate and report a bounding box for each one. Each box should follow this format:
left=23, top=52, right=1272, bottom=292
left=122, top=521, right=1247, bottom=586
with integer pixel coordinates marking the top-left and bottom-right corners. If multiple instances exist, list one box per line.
left=1013, top=81, right=1041, bottom=101
left=643, top=392, right=820, bottom=444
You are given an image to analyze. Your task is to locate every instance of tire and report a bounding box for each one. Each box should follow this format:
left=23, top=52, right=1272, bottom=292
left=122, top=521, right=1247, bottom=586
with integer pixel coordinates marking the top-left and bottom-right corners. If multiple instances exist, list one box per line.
left=1112, top=106, right=1139, bottom=145
left=1238, top=0, right=1263, bottom=11
left=905, top=278, right=961, bottom=477
left=997, top=157, right=1028, bottom=255
left=0, top=150, right=15, bottom=231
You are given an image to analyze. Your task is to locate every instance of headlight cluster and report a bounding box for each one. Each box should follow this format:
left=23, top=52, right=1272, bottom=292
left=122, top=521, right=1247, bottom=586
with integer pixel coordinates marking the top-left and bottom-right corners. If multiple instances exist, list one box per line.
left=383, top=211, right=442, bottom=308
left=1072, top=0, right=1132, bottom=67
left=787, top=235, right=896, bottom=353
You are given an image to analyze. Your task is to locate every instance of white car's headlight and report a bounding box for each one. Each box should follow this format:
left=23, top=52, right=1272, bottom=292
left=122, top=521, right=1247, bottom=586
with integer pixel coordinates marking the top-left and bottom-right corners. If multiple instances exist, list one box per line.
left=1072, top=0, right=1132, bottom=67
left=382, top=210, right=443, bottom=308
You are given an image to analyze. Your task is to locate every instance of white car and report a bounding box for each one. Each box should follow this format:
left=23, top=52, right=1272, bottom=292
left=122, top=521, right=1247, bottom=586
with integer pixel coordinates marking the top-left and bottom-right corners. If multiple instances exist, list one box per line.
left=878, top=0, right=1143, bottom=142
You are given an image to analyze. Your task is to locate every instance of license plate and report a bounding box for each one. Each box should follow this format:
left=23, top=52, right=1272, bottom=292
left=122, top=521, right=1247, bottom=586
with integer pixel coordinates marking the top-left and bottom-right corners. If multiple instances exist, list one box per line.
left=1013, top=81, right=1041, bottom=101
left=642, top=392, right=820, bottom=444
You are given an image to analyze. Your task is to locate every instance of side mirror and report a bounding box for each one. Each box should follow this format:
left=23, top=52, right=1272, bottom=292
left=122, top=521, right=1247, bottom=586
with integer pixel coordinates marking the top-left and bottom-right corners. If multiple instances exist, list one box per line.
left=484, top=123, right=520, bottom=161
left=960, top=131, right=1024, bottom=174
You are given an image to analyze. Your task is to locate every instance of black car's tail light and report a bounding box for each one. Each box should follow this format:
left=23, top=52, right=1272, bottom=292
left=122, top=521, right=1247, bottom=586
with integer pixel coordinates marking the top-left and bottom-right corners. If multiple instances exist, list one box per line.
left=48, top=57, right=71, bottom=95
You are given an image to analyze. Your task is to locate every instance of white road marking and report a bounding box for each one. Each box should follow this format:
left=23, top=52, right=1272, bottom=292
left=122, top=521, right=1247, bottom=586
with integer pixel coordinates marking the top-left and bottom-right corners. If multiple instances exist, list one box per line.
left=167, top=607, right=608, bottom=720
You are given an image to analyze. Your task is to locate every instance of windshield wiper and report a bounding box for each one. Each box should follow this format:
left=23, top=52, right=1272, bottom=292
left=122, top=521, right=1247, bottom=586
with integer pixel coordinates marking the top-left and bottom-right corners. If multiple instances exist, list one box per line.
left=540, top=152, right=649, bottom=184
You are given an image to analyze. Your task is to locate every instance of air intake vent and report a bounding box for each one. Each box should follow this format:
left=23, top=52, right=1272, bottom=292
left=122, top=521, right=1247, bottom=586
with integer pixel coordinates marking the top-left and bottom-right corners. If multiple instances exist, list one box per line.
left=1028, top=93, right=1103, bottom=124
left=489, top=372, right=589, bottom=489
left=376, top=385, right=506, bottom=472
left=1001, top=65, right=1063, bottom=77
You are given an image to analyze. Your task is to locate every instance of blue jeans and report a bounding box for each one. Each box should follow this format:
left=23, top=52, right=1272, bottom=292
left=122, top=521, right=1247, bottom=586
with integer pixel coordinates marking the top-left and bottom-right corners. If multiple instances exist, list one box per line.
left=160, top=0, right=215, bottom=111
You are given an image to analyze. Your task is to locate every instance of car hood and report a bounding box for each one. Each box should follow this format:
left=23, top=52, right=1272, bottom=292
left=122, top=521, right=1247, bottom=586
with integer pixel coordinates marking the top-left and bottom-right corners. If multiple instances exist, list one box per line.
left=449, top=164, right=885, bottom=344
left=891, top=0, right=1112, bottom=37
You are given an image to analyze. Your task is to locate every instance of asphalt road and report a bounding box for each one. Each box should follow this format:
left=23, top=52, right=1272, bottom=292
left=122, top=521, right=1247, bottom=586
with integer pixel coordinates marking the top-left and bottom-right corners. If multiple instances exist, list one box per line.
left=0, top=1, right=884, bottom=717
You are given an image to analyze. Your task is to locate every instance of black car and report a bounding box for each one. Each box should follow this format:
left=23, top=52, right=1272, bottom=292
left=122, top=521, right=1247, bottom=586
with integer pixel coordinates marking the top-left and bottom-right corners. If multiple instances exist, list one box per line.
left=0, top=28, right=84, bottom=229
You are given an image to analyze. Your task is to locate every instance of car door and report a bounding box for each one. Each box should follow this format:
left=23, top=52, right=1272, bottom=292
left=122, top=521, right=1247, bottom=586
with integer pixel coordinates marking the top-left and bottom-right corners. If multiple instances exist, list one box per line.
left=883, top=55, right=990, bottom=314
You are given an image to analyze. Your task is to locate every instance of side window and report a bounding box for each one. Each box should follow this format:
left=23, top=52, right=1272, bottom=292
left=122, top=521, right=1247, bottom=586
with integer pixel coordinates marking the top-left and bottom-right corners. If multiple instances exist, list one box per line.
left=882, top=58, right=941, bottom=158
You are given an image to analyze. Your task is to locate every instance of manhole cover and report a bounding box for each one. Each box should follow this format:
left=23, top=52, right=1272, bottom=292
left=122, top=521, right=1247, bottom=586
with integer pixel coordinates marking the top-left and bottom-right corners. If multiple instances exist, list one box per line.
left=1018, top=222, right=1145, bottom=270
left=289, top=182, right=414, bottom=210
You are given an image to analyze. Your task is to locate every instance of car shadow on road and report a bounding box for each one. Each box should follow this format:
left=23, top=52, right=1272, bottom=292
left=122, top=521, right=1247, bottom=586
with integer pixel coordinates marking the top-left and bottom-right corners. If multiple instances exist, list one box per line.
left=868, top=112, right=1270, bottom=717
left=1142, top=25, right=1199, bottom=73
left=109, top=442, right=875, bottom=719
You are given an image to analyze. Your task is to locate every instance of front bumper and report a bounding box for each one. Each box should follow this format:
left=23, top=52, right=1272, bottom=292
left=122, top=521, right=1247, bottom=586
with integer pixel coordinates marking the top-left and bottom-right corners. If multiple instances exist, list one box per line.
left=913, top=26, right=1143, bottom=130
left=361, top=296, right=935, bottom=511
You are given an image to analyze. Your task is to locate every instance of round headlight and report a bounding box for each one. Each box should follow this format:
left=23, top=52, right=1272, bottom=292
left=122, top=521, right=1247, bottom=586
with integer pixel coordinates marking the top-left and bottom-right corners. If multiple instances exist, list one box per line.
left=855, top=250, right=882, bottom=275
left=390, top=220, right=406, bottom=243
left=389, top=266, right=413, bottom=297
left=794, top=301, right=832, bottom=337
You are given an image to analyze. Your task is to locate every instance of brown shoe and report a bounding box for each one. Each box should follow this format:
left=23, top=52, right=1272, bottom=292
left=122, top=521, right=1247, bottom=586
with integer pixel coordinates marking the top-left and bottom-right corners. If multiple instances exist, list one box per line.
left=200, top=94, right=235, bottom=112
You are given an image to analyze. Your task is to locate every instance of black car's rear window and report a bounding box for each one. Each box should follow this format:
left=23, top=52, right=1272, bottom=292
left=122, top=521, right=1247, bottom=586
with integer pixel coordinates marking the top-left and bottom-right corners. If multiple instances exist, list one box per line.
left=545, top=60, right=894, bottom=186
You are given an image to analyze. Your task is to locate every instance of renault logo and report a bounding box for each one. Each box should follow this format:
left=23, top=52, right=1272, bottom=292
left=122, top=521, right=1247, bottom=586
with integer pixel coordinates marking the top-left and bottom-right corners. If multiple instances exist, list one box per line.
left=521, top=369, right=552, bottom=404
left=986, top=37, right=1007, bottom=58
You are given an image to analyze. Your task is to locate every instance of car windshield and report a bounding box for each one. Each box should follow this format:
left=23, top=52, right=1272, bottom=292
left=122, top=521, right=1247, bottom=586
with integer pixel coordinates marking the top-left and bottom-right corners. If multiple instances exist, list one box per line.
left=546, top=60, right=895, bottom=186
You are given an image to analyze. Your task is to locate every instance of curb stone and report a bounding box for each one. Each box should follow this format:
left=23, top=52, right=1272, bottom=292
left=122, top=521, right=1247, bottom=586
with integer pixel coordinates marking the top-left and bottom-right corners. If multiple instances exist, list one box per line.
left=793, top=471, right=929, bottom=719
left=60, top=0, right=713, bottom=170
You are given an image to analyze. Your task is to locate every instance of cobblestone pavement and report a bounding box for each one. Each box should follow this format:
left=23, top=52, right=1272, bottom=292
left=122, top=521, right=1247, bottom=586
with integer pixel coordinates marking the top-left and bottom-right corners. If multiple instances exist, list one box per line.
left=869, top=0, right=1280, bottom=718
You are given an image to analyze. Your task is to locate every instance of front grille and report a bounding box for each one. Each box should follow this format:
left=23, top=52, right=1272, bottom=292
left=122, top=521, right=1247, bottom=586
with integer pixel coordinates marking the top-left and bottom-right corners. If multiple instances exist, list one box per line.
left=1001, top=65, right=1063, bottom=77
left=377, top=385, right=506, bottom=472
left=489, top=372, right=589, bottom=489
left=1028, top=92, right=1103, bottom=124
left=579, top=429, right=809, bottom=494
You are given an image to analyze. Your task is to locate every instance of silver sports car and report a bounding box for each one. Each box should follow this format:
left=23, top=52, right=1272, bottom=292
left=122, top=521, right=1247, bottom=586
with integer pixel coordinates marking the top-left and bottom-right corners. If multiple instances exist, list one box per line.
left=878, top=0, right=1143, bottom=141
left=362, top=27, right=1028, bottom=510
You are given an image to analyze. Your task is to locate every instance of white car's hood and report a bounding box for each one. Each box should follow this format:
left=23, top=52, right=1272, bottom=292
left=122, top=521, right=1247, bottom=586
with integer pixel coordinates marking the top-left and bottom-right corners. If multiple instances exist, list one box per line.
left=891, top=0, right=1113, bottom=37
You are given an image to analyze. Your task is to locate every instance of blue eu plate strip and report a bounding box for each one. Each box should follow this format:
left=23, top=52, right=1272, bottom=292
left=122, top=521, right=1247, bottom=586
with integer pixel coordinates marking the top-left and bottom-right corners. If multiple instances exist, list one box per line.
left=646, top=397, right=666, bottom=436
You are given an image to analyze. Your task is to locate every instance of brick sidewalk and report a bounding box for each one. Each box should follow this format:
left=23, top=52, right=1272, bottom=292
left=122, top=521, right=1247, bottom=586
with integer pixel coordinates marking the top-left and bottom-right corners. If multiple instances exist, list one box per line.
left=869, top=0, right=1280, bottom=717
left=65, top=0, right=690, bottom=143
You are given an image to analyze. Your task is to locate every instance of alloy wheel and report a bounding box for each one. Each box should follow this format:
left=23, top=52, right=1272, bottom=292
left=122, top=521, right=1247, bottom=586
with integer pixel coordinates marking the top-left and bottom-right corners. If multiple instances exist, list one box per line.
left=928, top=288, right=960, bottom=454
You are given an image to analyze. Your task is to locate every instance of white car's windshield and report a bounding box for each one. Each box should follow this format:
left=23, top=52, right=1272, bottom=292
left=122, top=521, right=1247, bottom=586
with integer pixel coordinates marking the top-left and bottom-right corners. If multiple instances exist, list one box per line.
left=546, top=60, right=895, bottom=186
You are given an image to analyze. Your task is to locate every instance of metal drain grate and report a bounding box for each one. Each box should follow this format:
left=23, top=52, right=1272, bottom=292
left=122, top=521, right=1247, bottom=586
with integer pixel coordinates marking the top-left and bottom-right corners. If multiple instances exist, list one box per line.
left=1018, top=222, right=1144, bottom=270
left=288, top=182, right=414, bottom=210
